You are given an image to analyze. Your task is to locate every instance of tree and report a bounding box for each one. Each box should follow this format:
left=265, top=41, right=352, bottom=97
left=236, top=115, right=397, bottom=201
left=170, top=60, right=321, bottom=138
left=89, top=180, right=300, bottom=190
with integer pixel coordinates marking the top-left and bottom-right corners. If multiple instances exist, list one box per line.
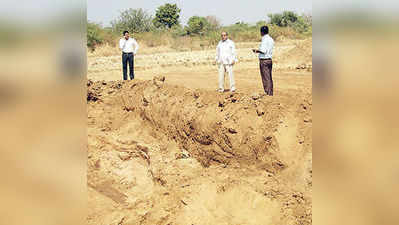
left=87, top=22, right=103, bottom=51
left=268, top=11, right=298, bottom=27
left=153, top=3, right=181, bottom=29
left=282, top=11, right=299, bottom=26
left=111, top=8, right=153, bottom=34
left=185, top=16, right=210, bottom=35
left=268, top=13, right=282, bottom=27
left=268, top=11, right=310, bottom=33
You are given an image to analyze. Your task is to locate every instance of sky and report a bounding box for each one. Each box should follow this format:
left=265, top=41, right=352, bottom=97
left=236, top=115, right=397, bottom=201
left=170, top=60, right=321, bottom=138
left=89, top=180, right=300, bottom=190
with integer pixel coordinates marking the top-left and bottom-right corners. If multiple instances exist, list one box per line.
left=1, top=0, right=397, bottom=26
left=87, top=0, right=312, bottom=26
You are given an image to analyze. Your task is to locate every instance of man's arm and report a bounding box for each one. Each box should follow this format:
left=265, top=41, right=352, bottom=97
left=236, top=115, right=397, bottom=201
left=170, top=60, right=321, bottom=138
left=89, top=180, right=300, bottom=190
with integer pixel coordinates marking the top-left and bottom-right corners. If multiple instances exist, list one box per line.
left=215, top=42, right=220, bottom=63
left=252, top=38, right=267, bottom=54
left=133, top=39, right=139, bottom=55
left=231, top=42, right=238, bottom=64
left=119, top=39, right=125, bottom=50
left=252, top=49, right=265, bottom=54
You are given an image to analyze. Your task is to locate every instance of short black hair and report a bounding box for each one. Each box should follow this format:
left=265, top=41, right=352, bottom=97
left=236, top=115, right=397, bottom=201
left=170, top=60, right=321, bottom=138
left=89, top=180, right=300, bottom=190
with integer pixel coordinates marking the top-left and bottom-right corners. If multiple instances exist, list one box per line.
left=123, top=31, right=129, bottom=36
left=260, top=26, right=269, bottom=35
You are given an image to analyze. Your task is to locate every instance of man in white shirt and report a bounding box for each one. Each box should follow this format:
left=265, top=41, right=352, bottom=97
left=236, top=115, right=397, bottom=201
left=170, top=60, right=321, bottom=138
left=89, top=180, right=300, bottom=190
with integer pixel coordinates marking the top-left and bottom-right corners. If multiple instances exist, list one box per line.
left=119, top=31, right=139, bottom=80
left=252, top=26, right=274, bottom=96
left=215, top=32, right=238, bottom=92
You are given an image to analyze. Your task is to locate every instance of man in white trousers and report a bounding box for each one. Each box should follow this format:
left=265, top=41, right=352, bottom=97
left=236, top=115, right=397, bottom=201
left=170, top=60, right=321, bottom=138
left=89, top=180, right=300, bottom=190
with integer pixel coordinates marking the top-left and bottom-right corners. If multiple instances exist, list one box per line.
left=215, top=32, right=238, bottom=92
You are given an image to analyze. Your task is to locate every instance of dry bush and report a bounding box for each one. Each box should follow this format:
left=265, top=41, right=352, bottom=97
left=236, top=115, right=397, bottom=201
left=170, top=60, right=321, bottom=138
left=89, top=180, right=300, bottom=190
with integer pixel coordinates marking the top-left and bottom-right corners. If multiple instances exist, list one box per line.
left=88, top=43, right=119, bottom=57
left=268, top=25, right=305, bottom=40
left=170, top=36, right=193, bottom=51
left=168, top=36, right=205, bottom=51
left=135, top=32, right=173, bottom=47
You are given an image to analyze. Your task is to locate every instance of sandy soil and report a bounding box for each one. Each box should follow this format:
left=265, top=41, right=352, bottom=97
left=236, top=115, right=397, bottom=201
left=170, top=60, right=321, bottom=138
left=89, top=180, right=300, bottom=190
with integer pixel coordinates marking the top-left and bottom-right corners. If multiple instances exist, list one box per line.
left=87, top=38, right=312, bottom=225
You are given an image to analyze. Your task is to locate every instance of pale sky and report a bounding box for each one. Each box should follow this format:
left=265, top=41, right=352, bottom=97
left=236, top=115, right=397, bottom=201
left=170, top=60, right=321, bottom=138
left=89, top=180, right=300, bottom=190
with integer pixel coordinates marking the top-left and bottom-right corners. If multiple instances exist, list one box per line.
left=87, top=0, right=312, bottom=26
left=1, top=0, right=398, bottom=26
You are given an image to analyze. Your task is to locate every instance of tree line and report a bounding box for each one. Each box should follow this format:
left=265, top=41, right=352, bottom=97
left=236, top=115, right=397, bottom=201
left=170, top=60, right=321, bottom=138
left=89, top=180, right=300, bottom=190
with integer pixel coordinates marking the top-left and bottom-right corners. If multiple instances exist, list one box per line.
left=87, top=3, right=311, bottom=50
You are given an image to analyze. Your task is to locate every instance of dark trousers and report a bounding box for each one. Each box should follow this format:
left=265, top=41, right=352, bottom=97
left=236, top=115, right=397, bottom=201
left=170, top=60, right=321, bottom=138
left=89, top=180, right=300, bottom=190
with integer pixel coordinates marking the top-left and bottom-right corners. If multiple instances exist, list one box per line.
left=122, top=53, right=134, bottom=80
left=259, top=59, right=273, bottom=96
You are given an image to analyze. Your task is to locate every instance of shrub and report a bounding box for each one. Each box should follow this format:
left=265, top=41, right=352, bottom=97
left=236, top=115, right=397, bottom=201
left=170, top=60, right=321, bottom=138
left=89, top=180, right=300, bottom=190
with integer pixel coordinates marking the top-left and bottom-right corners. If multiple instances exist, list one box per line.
left=185, top=16, right=210, bottom=35
left=101, top=27, right=118, bottom=46
left=170, top=25, right=186, bottom=37
left=111, top=8, right=153, bottom=34
left=268, top=24, right=301, bottom=40
left=87, top=22, right=104, bottom=51
left=268, top=11, right=311, bottom=34
left=135, top=31, right=172, bottom=47
left=204, top=31, right=221, bottom=46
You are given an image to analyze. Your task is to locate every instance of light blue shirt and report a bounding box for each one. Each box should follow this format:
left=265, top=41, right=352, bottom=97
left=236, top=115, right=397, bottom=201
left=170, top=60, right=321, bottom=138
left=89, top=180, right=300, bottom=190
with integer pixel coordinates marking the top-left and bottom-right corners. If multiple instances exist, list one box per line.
left=259, top=34, right=274, bottom=59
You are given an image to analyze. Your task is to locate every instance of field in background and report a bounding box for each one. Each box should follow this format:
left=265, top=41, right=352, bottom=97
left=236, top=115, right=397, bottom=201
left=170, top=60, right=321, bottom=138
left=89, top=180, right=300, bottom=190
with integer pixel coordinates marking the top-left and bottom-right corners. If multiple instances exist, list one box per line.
left=87, top=37, right=312, bottom=80
left=88, top=24, right=310, bottom=55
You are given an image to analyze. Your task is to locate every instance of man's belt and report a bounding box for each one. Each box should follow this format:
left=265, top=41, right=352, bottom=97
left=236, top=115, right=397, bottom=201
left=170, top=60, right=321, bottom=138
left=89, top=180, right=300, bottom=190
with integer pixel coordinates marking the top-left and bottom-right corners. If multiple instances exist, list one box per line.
left=122, top=52, right=133, bottom=54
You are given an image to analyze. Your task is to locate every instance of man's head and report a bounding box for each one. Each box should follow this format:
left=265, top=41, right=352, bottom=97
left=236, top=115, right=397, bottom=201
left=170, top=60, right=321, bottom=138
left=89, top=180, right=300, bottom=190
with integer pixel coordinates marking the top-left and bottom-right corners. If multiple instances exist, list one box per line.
left=260, top=26, right=269, bottom=36
left=123, top=31, right=129, bottom=40
left=221, top=31, right=228, bottom=41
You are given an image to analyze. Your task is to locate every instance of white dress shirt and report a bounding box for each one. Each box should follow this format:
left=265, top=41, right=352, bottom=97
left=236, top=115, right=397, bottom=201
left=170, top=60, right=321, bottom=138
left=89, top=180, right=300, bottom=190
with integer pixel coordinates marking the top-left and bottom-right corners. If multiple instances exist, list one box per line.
left=119, top=38, right=139, bottom=54
left=216, top=39, right=238, bottom=65
left=259, top=34, right=274, bottom=59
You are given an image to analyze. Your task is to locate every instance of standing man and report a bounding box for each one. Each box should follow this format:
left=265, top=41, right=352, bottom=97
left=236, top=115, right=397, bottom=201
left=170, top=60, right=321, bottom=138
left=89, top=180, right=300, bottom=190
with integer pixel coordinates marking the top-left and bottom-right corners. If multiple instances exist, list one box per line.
left=252, top=26, right=274, bottom=96
left=215, top=31, right=238, bottom=93
left=119, top=31, right=139, bottom=80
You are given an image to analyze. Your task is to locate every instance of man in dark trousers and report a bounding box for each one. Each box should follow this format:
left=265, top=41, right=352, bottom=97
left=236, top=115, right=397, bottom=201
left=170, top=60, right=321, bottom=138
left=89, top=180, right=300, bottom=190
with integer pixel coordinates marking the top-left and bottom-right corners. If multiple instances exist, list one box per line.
left=252, top=26, right=275, bottom=96
left=119, top=31, right=139, bottom=80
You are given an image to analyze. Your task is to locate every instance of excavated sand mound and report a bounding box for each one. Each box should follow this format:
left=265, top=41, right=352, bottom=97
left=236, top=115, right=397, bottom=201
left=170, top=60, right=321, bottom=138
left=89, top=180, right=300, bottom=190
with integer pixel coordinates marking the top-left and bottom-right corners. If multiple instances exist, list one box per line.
left=87, top=76, right=312, bottom=225
left=88, top=77, right=286, bottom=171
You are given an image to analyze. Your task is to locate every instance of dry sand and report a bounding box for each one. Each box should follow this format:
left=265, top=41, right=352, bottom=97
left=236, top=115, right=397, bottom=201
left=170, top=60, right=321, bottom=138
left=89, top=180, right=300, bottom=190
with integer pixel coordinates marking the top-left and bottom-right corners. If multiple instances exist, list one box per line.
left=87, top=38, right=312, bottom=225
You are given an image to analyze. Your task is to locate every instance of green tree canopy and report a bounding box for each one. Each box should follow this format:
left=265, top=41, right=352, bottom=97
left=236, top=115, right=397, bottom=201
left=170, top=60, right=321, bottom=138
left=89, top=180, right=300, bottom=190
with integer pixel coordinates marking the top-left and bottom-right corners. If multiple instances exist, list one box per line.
left=268, top=11, right=299, bottom=27
left=268, top=11, right=310, bottom=33
left=185, top=16, right=210, bottom=35
left=111, top=8, right=153, bottom=34
left=153, top=3, right=181, bottom=29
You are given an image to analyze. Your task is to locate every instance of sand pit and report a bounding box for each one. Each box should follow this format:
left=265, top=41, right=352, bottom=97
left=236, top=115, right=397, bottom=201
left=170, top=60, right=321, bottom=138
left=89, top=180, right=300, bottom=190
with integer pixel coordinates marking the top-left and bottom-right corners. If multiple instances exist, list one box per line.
left=87, top=75, right=311, bottom=224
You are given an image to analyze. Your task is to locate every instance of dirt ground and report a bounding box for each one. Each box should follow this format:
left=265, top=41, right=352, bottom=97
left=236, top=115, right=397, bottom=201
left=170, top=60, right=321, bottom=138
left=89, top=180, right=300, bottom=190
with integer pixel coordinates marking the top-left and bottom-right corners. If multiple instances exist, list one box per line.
left=87, top=38, right=312, bottom=225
